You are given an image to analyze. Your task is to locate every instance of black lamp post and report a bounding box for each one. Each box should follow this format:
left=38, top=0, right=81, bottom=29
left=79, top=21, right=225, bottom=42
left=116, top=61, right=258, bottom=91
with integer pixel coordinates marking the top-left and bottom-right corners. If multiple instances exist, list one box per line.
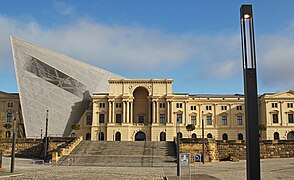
left=201, top=111, right=205, bottom=164
left=240, top=4, right=261, bottom=180
left=10, top=118, right=16, bottom=173
left=44, top=110, right=49, bottom=162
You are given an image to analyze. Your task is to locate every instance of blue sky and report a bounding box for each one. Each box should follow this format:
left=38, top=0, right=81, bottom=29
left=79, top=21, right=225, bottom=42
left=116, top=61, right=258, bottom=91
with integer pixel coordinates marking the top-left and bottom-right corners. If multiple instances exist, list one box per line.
left=1, top=0, right=294, bottom=94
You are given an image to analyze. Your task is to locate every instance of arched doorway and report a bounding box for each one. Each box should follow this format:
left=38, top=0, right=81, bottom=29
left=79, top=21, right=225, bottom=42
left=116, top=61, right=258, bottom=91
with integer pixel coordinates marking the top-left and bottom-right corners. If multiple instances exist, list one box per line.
left=115, top=132, right=121, bottom=141
left=287, top=131, right=294, bottom=140
left=86, top=133, right=91, bottom=140
left=222, top=133, right=228, bottom=140
left=160, top=132, right=166, bottom=141
left=135, top=131, right=146, bottom=141
left=98, top=132, right=104, bottom=141
left=207, top=133, right=213, bottom=138
left=238, top=133, right=243, bottom=140
left=133, top=87, right=149, bottom=124
left=192, top=133, right=197, bottom=140
left=274, top=132, right=279, bottom=140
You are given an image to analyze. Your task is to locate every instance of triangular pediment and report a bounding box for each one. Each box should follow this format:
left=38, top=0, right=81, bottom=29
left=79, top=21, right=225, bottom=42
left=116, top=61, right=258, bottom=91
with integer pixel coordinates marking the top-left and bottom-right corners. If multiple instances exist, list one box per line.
left=267, top=90, right=294, bottom=98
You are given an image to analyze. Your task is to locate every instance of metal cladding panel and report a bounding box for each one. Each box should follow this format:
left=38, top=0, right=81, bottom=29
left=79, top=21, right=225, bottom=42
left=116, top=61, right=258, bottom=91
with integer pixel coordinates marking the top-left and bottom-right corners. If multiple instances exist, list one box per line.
left=11, top=36, right=123, bottom=137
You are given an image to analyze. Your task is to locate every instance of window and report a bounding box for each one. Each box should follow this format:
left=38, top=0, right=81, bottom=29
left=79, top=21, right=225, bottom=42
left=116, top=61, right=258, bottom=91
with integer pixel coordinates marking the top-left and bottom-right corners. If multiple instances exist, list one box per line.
left=176, top=103, right=182, bottom=108
left=221, top=106, right=227, bottom=110
left=238, top=133, right=243, bottom=140
left=222, top=133, right=228, bottom=140
left=207, top=133, right=213, bottom=138
left=7, top=102, right=13, bottom=108
left=237, top=115, right=242, bottom=125
left=288, top=103, right=293, bottom=108
left=116, top=103, right=122, bottom=108
left=206, top=115, right=212, bottom=125
left=160, top=114, right=166, bottom=124
left=98, top=132, right=104, bottom=141
left=190, top=106, right=196, bottom=110
left=222, top=116, right=227, bottom=125
left=273, top=114, right=278, bottom=123
left=206, top=106, right=212, bottom=110
left=237, top=106, right=242, bottom=110
left=99, top=103, right=105, bottom=108
left=86, top=115, right=92, bottom=125
left=7, top=112, right=13, bottom=123
left=160, top=103, right=166, bottom=108
left=116, top=114, right=122, bottom=123
left=138, top=115, right=144, bottom=123
left=192, top=133, right=197, bottom=140
left=288, top=114, right=294, bottom=123
left=191, top=116, right=197, bottom=125
left=272, top=103, right=278, bottom=108
left=177, top=114, right=182, bottom=123
left=274, top=132, right=279, bottom=140
left=99, top=114, right=105, bottom=123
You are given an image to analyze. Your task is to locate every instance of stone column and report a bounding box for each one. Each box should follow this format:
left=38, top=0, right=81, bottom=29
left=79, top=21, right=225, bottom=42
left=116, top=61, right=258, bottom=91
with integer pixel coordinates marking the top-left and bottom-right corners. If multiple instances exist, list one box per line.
left=213, top=104, right=217, bottom=127
left=184, top=101, right=188, bottom=124
left=122, top=101, right=126, bottom=123
left=148, top=99, right=151, bottom=124
left=126, top=101, right=130, bottom=123
left=156, top=101, right=159, bottom=124
left=167, top=101, right=170, bottom=123
left=152, top=101, right=156, bottom=123
left=130, top=101, right=133, bottom=124
left=108, top=101, right=112, bottom=123
left=279, top=101, right=283, bottom=126
left=170, top=101, right=173, bottom=124
left=112, top=101, right=115, bottom=123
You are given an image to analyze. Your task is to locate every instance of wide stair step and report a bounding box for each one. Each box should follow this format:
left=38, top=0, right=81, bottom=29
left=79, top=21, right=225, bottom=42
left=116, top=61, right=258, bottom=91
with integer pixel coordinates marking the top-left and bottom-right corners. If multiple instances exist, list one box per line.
left=58, top=141, right=176, bottom=167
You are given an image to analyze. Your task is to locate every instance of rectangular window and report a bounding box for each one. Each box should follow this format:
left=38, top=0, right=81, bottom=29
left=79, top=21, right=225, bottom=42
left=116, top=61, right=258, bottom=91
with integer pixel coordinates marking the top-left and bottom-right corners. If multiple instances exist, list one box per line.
left=160, top=103, right=166, bottom=108
left=177, top=114, right=182, bottom=123
left=206, top=106, right=212, bottom=110
left=160, top=114, right=166, bottom=124
left=273, top=114, right=278, bottom=123
left=116, top=114, right=122, bottom=123
left=7, top=102, right=13, bottom=108
left=222, top=116, right=227, bottom=125
left=116, top=103, right=122, bottom=108
left=176, top=103, right=182, bottom=108
left=237, top=106, right=242, bottom=110
left=99, top=103, right=105, bottom=108
left=237, top=115, right=243, bottom=125
left=287, top=103, right=293, bottom=108
left=221, top=106, right=227, bottom=110
left=190, top=106, right=196, bottom=110
left=191, top=116, right=197, bottom=125
left=206, top=116, right=212, bottom=125
left=86, top=115, right=92, bottom=125
left=272, top=103, right=278, bottom=108
left=7, top=112, right=13, bottom=123
left=99, top=114, right=105, bottom=123
left=138, top=116, right=144, bottom=123
left=289, top=114, right=294, bottom=123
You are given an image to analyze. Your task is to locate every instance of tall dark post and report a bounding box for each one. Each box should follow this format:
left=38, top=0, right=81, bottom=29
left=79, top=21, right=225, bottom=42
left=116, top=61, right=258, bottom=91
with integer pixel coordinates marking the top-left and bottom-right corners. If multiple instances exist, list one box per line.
left=10, top=118, right=16, bottom=173
left=44, top=110, right=49, bottom=162
left=176, top=119, right=180, bottom=177
left=201, top=111, right=205, bottom=164
left=240, top=4, right=261, bottom=180
left=0, top=150, right=2, bottom=168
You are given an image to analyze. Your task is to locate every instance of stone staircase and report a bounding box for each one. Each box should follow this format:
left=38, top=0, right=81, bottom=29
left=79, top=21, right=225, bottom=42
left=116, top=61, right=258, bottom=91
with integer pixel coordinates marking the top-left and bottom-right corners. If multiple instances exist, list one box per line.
left=58, top=141, right=176, bottom=167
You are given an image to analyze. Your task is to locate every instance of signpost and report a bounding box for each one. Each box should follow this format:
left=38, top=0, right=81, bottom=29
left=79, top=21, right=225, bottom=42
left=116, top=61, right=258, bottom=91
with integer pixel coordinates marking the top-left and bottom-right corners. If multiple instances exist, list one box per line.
left=180, top=153, right=191, bottom=180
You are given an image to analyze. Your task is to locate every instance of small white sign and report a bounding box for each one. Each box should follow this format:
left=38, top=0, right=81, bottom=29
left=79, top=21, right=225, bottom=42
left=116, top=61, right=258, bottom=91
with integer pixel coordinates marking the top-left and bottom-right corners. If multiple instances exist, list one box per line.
left=180, top=153, right=190, bottom=166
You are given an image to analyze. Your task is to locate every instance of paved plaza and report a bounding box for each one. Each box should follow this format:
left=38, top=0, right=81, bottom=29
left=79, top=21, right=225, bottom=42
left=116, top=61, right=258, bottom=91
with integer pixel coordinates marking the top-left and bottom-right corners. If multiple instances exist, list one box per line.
left=0, top=156, right=294, bottom=179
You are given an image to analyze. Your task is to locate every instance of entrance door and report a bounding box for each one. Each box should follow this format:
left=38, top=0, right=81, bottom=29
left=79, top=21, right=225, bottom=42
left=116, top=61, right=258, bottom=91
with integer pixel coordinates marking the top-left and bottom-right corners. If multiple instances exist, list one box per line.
left=135, top=131, right=146, bottom=141
left=115, top=132, right=121, bottom=141
left=287, top=131, right=294, bottom=140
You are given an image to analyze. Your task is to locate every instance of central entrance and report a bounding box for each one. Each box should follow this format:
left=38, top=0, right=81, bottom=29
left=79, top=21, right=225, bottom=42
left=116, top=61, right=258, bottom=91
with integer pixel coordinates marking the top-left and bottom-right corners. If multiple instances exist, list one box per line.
left=135, top=131, right=146, bottom=141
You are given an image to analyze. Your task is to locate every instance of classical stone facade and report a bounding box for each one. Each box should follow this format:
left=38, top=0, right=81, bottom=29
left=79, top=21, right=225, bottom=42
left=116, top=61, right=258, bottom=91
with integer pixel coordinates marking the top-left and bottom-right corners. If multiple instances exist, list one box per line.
left=259, top=90, right=294, bottom=140
left=87, top=79, right=248, bottom=141
left=0, top=91, right=24, bottom=141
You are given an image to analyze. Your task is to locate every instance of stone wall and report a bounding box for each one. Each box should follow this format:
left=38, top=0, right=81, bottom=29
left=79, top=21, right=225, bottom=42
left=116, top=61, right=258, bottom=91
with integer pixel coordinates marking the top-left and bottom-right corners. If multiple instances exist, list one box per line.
left=0, top=137, right=75, bottom=159
left=180, top=138, right=294, bottom=162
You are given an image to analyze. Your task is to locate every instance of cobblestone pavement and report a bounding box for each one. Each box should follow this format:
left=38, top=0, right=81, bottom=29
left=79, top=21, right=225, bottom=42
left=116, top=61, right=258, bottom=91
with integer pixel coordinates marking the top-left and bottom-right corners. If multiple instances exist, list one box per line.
left=1, top=157, right=294, bottom=179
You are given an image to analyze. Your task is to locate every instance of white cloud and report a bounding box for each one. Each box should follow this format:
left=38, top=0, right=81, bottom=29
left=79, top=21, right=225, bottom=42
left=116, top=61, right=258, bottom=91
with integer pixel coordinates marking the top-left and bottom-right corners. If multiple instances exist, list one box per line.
left=2, top=13, right=294, bottom=93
